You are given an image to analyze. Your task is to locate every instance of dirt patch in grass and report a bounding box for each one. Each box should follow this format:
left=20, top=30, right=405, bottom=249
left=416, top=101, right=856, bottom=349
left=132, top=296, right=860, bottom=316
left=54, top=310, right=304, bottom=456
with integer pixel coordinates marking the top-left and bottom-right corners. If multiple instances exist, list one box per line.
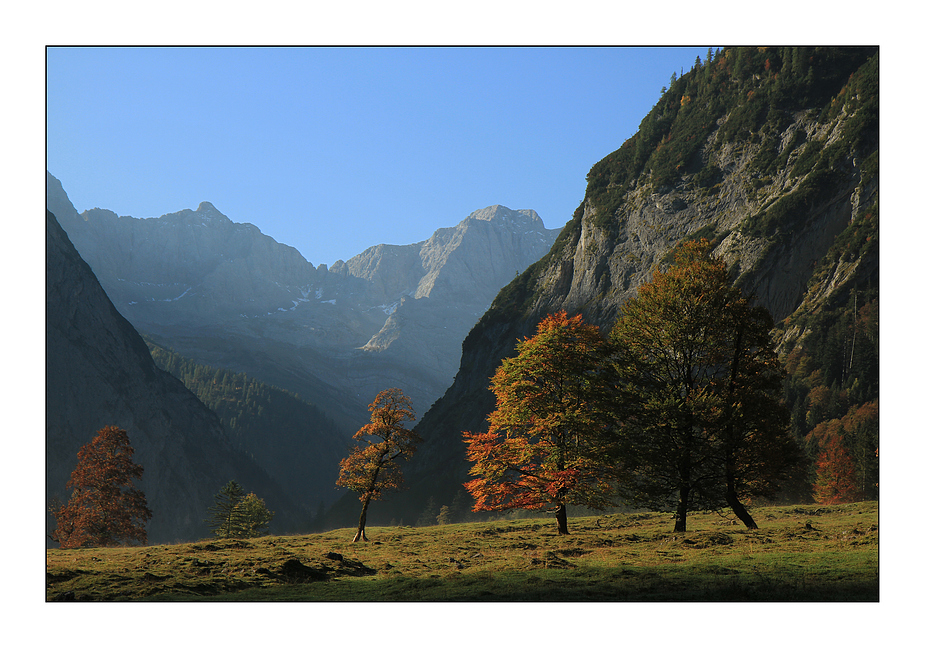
left=680, top=531, right=735, bottom=549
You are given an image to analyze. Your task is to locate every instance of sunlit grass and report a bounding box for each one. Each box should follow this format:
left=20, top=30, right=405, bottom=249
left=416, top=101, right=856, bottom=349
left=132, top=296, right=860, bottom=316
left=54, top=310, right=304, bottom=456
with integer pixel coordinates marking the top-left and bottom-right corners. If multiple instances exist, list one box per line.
left=46, top=501, right=878, bottom=602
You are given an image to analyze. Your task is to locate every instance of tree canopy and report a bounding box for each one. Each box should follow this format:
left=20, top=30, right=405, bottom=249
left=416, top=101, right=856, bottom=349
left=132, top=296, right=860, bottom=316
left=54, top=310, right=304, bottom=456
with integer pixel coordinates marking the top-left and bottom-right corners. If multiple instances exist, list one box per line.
left=337, top=388, right=419, bottom=542
left=609, top=239, right=799, bottom=530
left=51, top=426, right=152, bottom=548
left=463, top=311, right=617, bottom=535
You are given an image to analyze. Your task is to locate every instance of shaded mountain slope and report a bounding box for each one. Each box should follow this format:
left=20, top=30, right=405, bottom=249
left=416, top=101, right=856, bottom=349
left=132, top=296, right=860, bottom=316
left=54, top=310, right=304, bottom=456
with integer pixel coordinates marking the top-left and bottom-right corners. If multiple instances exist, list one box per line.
left=46, top=209, right=303, bottom=544
left=145, top=341, right=350, bottom=517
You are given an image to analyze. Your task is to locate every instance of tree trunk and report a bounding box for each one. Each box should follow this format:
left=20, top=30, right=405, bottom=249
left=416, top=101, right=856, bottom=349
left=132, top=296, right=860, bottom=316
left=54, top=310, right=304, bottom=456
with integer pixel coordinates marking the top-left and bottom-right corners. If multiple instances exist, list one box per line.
left=555, top=502, right=569, bottom=535
left=719, top=327, right=757, bottom=530
left=675, top=442, right=692, bottom=532
left=726, top=462, right=758, bottom=529
left=352, top=497, right=371, bottom=542
left=674, top=485, right=690, bottom=532
left=725, top=490, right=758, bottom=529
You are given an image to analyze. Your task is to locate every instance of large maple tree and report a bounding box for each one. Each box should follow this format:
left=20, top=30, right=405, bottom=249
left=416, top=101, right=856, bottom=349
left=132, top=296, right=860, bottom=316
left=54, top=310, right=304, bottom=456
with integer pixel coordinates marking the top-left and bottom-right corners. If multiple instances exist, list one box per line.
left=463, top=311, right=617, bottom=535
left=337, top=388, right=419, bottom=542
left=609, top=239, right=799, bottom=531
left=51, top=425, right=152, bottom=548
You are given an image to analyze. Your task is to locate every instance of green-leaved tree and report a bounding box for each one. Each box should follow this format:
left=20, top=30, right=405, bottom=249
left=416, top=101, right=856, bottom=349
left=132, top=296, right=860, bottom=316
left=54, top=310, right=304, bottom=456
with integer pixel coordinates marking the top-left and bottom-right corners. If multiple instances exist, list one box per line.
left=235, top=492, right=274, bottom=537
left=609, top=240, right=800, bottom=531
left=207, top=480, right=245, bottom=538
left=206, top=481, right=275, bottom=538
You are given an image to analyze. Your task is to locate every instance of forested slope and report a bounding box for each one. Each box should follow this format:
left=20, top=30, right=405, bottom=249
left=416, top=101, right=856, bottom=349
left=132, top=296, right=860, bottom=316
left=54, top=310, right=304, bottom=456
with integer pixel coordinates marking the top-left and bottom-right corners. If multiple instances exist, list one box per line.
left=146, top=342, right=350, bottom=521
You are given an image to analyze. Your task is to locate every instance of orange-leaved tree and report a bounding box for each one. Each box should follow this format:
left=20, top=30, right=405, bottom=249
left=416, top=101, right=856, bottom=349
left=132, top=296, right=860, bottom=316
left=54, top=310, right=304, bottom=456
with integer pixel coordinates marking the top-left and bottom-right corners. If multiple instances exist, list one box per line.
left=336, top=388, right=419, bottom=542
left=806, top=400, right=878, bottom=501
left=463, top=311, right=618, bottom=535
left=812, top=432, right=860, bottom=504
left=51, top=425, right=152, bottom=548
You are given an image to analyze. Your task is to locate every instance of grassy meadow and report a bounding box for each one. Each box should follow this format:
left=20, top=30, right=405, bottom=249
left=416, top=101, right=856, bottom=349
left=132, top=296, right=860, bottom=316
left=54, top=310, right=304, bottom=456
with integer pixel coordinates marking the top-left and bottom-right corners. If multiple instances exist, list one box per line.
left=46, top=501, right=878, bottom=602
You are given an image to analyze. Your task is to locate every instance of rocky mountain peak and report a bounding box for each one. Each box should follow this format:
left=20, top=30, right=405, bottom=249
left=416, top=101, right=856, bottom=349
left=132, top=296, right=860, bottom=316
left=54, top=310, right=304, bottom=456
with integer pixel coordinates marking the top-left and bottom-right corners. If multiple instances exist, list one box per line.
left=160, top=202, right=234, bottom=229
left=412, top=205, right=561, bottom=302
left=463, top=204, right=544, bottom=230
left=81, top=207, right=120, bottom=224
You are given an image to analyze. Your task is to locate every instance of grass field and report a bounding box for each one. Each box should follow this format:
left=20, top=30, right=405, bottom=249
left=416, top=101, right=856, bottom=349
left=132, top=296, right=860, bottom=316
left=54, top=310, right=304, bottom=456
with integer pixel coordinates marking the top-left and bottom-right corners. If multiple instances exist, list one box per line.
left=45, top=501, right=878, bottom=602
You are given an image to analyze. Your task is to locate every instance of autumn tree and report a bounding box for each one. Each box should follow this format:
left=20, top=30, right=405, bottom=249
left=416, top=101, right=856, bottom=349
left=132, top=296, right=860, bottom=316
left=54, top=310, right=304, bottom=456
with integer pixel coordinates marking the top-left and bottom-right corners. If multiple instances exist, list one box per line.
left=807, top=400, right=878, bottom=504
left=463, top=311, right=617, bottom=535
left=51, top=425, right=152, bottom=548
left=609, top=240, right=799, bottom=531
left=812, top=432, right=860, bottom=504
left=337, top=388, right=419, bottom=542
left=706, top=295, right=802, bottom=527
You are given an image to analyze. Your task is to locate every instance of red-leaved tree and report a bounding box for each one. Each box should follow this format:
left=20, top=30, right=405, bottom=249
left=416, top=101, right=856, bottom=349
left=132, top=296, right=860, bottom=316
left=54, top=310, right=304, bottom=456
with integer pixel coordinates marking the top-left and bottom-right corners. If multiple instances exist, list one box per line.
left=807, top=399, right=878, bottom=504
left=463, top=311, right=617, bottom=535
left=337, top=388, right=418, bottom=542
left=813, top=432, right=860, bottom=504
left=51, top=425, right=152, bottom=548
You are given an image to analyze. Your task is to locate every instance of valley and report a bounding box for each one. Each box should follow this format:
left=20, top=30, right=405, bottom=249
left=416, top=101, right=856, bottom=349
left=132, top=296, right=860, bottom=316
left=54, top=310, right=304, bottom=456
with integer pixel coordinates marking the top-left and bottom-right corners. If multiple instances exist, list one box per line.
left=46, top=47, right=878, bottom=552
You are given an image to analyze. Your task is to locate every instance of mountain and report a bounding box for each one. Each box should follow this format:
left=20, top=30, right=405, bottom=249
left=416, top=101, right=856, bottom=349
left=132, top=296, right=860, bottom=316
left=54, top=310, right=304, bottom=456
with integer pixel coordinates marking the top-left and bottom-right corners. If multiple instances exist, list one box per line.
left=46, top=172, right=560, bottom=432
left=46, top=208, right=304, bottom=545
left=332, top=46, right=879, bottom=527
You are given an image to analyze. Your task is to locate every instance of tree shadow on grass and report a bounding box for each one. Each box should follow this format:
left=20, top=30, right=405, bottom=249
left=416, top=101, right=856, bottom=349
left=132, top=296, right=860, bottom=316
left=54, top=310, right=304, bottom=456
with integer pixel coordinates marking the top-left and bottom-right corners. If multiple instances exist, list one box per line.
left=198, top=563, right=877, bottom=602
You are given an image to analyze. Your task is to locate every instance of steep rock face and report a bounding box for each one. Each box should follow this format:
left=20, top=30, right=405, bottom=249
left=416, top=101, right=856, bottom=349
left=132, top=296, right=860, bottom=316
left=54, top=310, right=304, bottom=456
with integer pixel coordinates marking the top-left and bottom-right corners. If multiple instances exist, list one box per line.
left=374, top=46, right=880, bottom=523
left=414, top=206, right=556, bottom=299
left=46, top=209, right=300, bottom=545
left=48, top=173, right=560, bottom=430
left=351, top=205, right=561, bottom=383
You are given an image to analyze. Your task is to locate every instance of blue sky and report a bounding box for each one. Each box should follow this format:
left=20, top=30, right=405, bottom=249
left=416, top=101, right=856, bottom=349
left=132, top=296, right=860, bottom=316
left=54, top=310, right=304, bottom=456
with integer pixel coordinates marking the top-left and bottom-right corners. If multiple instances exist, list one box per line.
left=47, top=46, right=712, bottom=266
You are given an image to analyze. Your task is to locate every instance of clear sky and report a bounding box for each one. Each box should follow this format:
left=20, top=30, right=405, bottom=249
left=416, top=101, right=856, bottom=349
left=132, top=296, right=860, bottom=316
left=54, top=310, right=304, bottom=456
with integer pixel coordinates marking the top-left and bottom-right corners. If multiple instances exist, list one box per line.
left=47, top=46, right=712, bottom=266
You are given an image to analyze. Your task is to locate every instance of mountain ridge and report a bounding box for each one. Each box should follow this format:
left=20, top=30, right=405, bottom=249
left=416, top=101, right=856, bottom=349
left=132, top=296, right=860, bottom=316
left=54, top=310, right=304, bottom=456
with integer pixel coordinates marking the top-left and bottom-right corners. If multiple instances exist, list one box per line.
left=46, top=173, right=561, bottom=431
